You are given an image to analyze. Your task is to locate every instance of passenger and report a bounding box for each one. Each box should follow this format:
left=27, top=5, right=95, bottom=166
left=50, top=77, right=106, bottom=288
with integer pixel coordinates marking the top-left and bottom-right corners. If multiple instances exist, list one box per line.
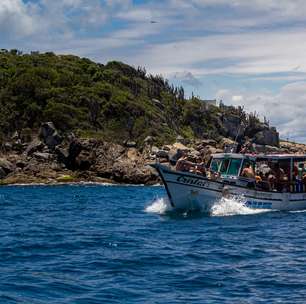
left=175, top=153, right=191, bottom=172
left=209, top=171, right=220, bottom=180
left=257, top=172, right=270, bottom=191
left=298, top=163, right=306, bottom=180
left=297, top=163, right=306, bottom=192
left=268, top=173, right=276, bottom=191
left=293, top=165, right=299, bottom=181
left=282, top=174, right=289, bottom=192
left=273, top=163, right=285, bottom=192
left=302, top=174, right=306, bottom=192
left=239, top=139, right=254, bottom=154
left=255, top=173, right=262, bottom=183
left=192, top=159, right=206, bottom=176
left=241, top=163, right=255, bottom=179
left=175, top=152, right=197, bottom=173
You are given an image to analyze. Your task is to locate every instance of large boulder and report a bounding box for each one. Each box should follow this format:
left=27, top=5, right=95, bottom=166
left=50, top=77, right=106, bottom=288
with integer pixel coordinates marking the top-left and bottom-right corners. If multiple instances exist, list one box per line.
left=254, top=128, right=279, bottom=147
left=56, top=139, right=82, bottom=170
left=24, top=140, right=44, bottom=156
left=156, top=150, right=169, bottom=159
left=75, top=150, right=95, bottom=170
left=222, top=115, right=244, bottom=139
left=0, top=158, right=14, bottom=175
left=33, top=152, right=53, bottom=161
left=39, top=122, right=62, bottom=149
left=127, top=148, right=141, bottom=162
left=110, top=161, right=158, bottom=184
left=0, top=167, right=6, bottom=179
left=144, top=136, right=153, bottom=146
left=196, top=139, right=217, bottom=149
left=245, top=121, right=267, bottom=138
left=218, top=137, right=236, bottom=149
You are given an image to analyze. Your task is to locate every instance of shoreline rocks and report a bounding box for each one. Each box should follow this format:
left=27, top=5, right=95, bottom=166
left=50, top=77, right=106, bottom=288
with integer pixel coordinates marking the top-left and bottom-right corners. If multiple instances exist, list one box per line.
left=1, top=122, right=305, bottom=186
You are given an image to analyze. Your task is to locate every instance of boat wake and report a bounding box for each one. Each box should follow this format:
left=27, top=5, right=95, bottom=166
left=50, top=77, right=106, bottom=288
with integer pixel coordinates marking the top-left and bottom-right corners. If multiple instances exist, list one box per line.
left=146, top=196, right=270, bottom=217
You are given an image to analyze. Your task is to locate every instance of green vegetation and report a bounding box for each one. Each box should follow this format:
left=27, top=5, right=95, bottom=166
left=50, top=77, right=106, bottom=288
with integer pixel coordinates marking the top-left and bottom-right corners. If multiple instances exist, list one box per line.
left=0, top=49, right=261, bottom=145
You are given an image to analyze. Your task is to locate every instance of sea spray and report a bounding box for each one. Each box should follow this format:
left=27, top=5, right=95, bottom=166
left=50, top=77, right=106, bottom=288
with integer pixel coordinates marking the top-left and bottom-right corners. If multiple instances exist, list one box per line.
left=146, top=195, right=271, bottom=217
left=145, top=197, right=173, bottom=214
left=210, top=196, right=270, bottom=217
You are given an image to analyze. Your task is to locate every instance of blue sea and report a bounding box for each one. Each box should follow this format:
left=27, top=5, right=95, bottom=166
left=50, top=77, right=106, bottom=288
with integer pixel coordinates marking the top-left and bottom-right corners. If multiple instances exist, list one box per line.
left=1, top=185, right=306, bottom=303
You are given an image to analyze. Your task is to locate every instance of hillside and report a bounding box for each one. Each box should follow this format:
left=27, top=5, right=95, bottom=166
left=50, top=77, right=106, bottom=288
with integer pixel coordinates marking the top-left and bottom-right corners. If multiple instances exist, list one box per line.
left=0, top=49, right=285, bottom=185
left=0, top=49, right=278, bottom=147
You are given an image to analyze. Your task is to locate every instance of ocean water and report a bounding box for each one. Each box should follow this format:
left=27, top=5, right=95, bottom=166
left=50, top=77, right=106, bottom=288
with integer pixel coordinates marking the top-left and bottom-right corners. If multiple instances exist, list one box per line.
left=0, top=185, right=306, bottom=303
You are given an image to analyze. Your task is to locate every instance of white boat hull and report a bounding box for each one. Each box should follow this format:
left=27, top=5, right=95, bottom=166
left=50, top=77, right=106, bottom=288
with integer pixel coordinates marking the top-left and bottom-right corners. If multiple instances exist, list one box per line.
left=153, top=164, right=306, bottom=212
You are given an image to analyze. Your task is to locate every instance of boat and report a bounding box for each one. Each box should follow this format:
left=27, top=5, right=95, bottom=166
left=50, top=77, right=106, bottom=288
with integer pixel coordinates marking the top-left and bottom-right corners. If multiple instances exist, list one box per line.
left=152, top=153, right=306, bottom=212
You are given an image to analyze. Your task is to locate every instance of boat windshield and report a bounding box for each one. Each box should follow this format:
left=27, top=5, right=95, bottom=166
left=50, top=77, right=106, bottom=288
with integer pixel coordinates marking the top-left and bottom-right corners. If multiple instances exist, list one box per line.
left=227, top=158, right=242, bottom=176
left=220, top=158, right=230, bottom=174
left=210, top=158, right=222, bottom=172
left=211, top=157, right=243, bottom=177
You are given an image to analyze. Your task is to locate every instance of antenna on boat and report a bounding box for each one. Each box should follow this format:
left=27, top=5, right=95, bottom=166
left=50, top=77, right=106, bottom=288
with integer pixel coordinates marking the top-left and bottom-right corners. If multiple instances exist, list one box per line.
left=233, top=115, right=244, bottom=153
left=234, top=124, right=241, bottom=143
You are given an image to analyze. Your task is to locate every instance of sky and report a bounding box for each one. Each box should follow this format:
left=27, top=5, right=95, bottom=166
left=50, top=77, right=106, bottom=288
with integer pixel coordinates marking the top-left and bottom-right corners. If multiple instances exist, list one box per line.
left=1, top=0, right=306, bottom=142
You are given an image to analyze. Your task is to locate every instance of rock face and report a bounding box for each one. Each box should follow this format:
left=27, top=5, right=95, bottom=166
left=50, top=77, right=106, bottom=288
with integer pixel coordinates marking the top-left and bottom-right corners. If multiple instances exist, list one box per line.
left=24, top=140, right=44, bottom=156
left=0, top=115, right=287, bottom=185
left=39, top=122, right=62, bottom=149
left=55, top=139, right=83, bottom=170
left=222, top=115, right=244, bottom=139
left=220, top=113, right=280, bottom=147
left=0, top=167, right=6, bottom=179
left=0, top=158, right=14, bottom=179
left=254, top=128, right=279, bottom=147
left=0, top=158, right=14, bottom=173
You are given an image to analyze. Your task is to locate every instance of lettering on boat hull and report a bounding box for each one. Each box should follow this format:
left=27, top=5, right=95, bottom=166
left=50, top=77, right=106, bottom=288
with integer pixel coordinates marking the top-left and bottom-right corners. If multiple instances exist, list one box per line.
left=177, top=175, right=209, bottom=188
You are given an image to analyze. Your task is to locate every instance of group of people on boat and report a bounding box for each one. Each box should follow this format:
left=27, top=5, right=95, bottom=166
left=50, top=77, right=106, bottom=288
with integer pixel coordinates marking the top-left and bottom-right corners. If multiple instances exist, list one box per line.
left=175, top=152, right=207, bottom=176
left=175, top=151, right=306, bottom=193
left=255, top=162, right=306, bottom=192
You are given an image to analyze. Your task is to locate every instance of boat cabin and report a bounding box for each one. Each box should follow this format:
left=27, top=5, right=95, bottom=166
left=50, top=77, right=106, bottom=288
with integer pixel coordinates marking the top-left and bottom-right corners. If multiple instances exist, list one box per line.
left=209, top=153, right=306, bottom=193
left=210, top=153, right=255, bottom=179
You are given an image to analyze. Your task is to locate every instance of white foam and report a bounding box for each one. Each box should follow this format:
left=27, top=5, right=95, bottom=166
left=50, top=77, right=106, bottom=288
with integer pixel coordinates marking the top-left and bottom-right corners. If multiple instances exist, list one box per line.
left=146, top=195, right=272, bottom=217
left=210, top=196, right=270, bottom=217
left=145, top=197, right=173, bottom=214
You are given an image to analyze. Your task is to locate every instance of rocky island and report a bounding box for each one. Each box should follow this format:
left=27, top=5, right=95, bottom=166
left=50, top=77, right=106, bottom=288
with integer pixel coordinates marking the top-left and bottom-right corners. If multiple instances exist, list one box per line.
left=0, top=50, right=305, bottom=185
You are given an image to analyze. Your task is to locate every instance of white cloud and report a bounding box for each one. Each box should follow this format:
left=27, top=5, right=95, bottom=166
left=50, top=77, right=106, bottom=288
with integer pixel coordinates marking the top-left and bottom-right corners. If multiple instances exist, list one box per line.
left=216, top=81, right=306, bottom=143
left=117, top=8, right=154, bottom=22
left=232, top=95, right=243, bottom=102
left=129, top=29, right=306, bottom=77
left=189, top=0, right=306, bottom=19
left=0, top=0, right=37, bottom=38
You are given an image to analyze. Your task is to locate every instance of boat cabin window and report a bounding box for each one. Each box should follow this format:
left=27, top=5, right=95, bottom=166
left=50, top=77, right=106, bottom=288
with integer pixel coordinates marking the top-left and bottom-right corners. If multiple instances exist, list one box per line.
left=210, top=157, right=243, bottom=177
left=227, top=158, right=242, bottom=176
left=220, top=158, right=230, bottom=174
left=210, top=158, right=222, bottom=172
